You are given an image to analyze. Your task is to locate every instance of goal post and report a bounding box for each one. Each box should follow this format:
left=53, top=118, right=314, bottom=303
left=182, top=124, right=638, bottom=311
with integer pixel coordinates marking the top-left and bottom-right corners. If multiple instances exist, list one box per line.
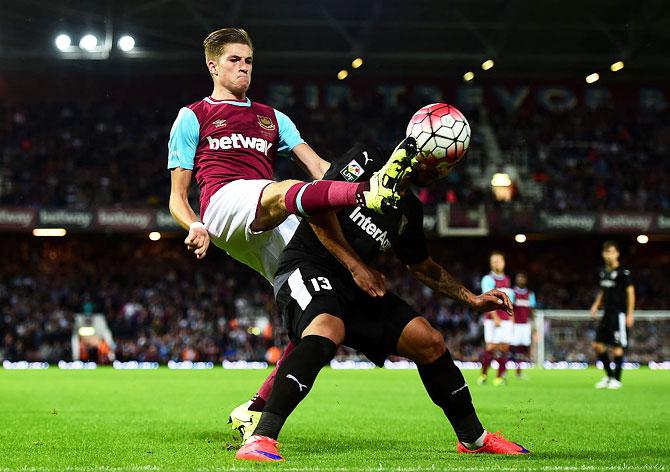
left=535, top=310, right=670, bottom=367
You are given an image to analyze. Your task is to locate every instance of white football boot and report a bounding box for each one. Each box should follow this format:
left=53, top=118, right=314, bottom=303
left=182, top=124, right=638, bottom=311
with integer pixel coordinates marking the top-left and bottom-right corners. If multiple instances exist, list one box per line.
left=607, top=379, right=623, bottom=389
left=595, top=376, right=611, bottom=389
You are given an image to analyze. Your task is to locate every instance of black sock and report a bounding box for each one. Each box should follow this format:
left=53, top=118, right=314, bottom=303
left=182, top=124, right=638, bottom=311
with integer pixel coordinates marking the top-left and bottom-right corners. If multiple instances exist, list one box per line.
left=254, top=335, right=337, bottom=439
left=613, top=355, right=623, bottom=381
left=598, top=352, right=613, bottom=377
left=417, top=349, right=484, bottom=444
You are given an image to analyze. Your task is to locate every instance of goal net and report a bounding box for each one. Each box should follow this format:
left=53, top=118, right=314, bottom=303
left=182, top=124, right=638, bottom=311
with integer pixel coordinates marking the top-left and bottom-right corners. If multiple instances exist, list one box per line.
left=536, top=310, right=670, bottom=367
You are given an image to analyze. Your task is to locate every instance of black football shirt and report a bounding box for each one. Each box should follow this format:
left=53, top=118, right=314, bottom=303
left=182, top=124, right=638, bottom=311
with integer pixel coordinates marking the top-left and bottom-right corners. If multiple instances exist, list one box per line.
left=276, top=143, right=429, bottom=284
left=598, top=266, right=633, bottom=317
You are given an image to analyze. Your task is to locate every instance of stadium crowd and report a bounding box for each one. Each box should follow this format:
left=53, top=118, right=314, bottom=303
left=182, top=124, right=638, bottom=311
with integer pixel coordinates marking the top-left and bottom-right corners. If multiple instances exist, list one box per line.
left=1, top=89, right=669, bottom=212
left=1, top=237, right=668, bottom=364
left=491, top=104, right=670, bottom=212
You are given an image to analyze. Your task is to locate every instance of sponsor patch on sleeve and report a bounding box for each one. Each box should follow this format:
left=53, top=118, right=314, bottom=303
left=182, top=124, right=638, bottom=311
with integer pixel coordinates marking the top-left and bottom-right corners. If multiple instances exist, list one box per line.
left=340, top=160, right=364, bottom=182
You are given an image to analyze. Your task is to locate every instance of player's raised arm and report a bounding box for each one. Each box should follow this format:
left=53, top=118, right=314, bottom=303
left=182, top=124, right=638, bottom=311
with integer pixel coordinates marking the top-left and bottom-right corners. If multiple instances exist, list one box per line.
left=408, top=257, right=513, bottom=314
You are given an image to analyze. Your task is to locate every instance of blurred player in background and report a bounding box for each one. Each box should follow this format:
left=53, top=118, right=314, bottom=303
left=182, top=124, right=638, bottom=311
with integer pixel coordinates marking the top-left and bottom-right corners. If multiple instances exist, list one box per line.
left=478, top=251, right=514, bottom=386
left=591, top=241, right=635, bottom=390
left=510, top=272, right=536, bottom=378
left=167, top=27, right=414, bottom=288
left=232, top=144, right=527, bottom=462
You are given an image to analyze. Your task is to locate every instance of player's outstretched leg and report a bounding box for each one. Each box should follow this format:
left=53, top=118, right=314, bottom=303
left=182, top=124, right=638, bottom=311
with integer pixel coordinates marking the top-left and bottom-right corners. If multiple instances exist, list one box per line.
left=254, top=137, right=417, bottom=231
left=282, top=137, right=417, bottom=217
left=361, top=137, right=417, bottom=213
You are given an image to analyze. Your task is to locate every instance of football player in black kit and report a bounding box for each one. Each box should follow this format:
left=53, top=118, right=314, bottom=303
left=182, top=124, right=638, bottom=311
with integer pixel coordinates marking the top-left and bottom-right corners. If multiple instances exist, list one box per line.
left=590, top=241, right=635, bottom=390
left=235, top=140, right=529, bottom=461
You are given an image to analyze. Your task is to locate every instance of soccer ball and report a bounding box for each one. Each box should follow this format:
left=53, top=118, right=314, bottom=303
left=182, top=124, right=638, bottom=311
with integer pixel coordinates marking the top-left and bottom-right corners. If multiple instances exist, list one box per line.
left=405, top=103, right=471, bottom=172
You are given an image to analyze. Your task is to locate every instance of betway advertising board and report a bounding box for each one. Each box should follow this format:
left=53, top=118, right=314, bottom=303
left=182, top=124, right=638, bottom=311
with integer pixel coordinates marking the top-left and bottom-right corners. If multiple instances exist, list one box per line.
left=0, top=207, right=180, bottom=232
left=0, top=206, right=668, bottom=235
left=539, top=212, right=666, bottom=233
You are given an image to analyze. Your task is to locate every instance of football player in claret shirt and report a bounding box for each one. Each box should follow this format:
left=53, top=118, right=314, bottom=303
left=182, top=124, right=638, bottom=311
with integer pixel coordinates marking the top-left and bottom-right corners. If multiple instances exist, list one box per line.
left=510, top=272, right=536, bottom=378
left=478, top=251, right=515, bottom=386
left=231, top=144, right=528, bottom=462
left=590, top=241, right=635, bottom=390
left=167, top=28, right=415, bottom=289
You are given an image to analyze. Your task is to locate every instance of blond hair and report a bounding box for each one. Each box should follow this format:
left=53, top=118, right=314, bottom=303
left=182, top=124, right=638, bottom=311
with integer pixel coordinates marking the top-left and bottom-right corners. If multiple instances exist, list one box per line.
left=203, top=28, right=253, bottom=63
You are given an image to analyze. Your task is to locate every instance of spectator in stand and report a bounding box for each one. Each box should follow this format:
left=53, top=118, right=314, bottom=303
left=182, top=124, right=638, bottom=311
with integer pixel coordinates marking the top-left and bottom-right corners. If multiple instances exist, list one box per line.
left=0, top=237, right=668, bottom=364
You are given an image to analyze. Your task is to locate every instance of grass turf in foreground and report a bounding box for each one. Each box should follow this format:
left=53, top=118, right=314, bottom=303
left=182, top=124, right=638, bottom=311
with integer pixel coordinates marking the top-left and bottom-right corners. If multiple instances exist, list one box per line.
left=0, top=367, right=668, bottom=471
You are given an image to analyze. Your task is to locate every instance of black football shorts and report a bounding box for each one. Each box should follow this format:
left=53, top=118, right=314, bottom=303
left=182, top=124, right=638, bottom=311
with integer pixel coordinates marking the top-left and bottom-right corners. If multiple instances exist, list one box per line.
left=275, top=263, right=418, bottom=366
left=595, top=312, right=629, bottom=348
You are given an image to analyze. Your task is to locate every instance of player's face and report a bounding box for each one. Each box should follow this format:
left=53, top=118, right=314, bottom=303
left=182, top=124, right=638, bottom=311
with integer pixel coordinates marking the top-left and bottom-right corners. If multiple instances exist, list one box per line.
left=490, top=254, right=505, bottom=273
left=210, top=43, right=253, bottom=96
left=602, top=246, right=619, bottom=266
left=516, top=273, right=527, bottom=287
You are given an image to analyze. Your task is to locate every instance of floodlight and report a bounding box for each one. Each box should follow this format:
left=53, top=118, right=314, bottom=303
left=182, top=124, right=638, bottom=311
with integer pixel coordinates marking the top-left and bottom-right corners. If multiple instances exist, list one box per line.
left=79, top=34, right=98, bottom=51
left=118, top=35, right=135, bottom=52
left=55, top=34, right=71, bottom=51
left=585, top=72, right=600, bottom=84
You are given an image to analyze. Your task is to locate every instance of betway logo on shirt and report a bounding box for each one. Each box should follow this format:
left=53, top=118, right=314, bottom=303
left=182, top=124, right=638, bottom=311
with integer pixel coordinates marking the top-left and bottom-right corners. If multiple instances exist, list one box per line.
left=349, top=207, right=391, bottom=251
left=207, top=134, right=273, bottom=155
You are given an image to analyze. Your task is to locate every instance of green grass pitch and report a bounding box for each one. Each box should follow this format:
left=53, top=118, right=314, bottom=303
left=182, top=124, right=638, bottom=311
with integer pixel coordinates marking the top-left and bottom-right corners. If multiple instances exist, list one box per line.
left=1, top=367, right=668, bottom=471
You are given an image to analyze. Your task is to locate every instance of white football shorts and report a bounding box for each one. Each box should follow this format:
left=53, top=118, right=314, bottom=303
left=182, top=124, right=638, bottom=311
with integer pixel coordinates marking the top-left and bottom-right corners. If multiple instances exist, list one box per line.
left=483, top=319, right=514, bottom=345
left=202, top=179, right=299, bottom=284
left=512, top=322, right=532, bottom=347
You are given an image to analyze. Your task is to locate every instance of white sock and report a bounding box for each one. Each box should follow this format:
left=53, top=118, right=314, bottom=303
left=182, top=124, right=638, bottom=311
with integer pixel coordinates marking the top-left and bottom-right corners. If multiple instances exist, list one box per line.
left=462, top=430, right=487, bottom=450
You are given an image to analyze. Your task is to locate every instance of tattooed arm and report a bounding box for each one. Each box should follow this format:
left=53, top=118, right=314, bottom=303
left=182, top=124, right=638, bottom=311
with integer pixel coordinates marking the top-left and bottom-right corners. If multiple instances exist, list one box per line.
left=408, top=257, right=513, bottom=314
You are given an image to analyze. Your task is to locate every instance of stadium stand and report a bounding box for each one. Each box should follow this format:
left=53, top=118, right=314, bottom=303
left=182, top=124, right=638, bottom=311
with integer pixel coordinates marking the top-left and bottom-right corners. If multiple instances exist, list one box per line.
left=2, top=84, right=669, bottom=212
left=1, top=236, right=667, bottom=363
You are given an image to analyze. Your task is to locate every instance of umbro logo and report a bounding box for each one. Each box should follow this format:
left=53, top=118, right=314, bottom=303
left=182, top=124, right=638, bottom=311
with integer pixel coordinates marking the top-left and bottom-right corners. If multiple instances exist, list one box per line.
left=213, top=119, right=227, bottom=128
